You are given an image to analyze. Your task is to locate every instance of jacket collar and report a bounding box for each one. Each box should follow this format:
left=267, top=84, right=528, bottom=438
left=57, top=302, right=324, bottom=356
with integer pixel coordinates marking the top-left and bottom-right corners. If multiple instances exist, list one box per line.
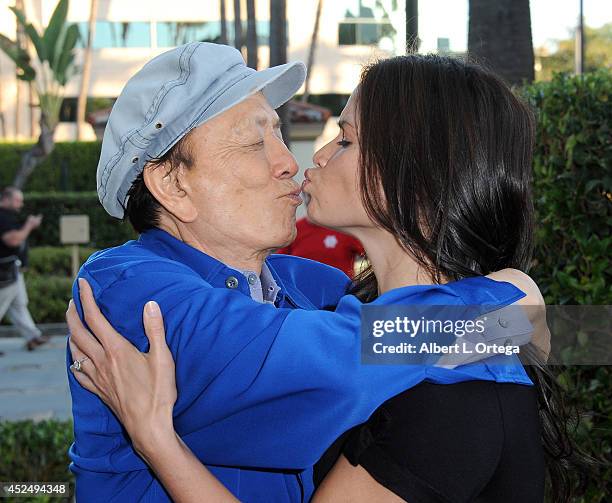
left=138, top=228, right=315, bottom=309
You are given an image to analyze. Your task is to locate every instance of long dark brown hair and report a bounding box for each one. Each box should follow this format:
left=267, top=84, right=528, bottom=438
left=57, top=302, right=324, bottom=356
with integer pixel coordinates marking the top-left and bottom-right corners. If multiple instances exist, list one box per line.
left=348, top=54, right=590, bottom=502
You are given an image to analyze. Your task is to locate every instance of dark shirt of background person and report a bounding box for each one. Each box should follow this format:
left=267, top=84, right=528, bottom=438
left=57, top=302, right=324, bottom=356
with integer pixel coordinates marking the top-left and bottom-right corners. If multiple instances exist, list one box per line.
left=0, top=206, right=29, bottom=267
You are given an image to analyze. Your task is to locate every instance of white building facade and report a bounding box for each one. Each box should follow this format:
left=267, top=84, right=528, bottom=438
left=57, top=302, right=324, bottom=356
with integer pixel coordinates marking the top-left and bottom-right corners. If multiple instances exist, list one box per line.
left=0, top=0, right=408, bottom=141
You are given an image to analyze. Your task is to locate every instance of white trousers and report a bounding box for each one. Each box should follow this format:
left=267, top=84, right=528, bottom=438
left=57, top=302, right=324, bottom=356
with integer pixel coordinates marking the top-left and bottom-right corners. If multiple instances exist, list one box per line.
left=0, top=272, right=41, bottom=342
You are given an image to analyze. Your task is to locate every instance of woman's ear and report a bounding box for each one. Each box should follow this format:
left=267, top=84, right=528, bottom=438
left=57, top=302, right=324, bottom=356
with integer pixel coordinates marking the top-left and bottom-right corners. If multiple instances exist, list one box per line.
left=142, top=163, right=198, bottom=223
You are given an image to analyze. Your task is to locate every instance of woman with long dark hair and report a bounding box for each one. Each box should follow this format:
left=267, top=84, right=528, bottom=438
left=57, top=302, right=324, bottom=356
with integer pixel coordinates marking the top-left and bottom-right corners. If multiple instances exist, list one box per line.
left=309, top=54, right=576, bottom=502
left=68, top=55, right=581, bottom=502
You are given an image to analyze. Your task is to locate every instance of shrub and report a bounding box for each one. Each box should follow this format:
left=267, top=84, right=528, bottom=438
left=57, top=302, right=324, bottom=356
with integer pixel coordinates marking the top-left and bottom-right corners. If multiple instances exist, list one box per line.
left=27, top=247, right=98, bottom=276
left=23, top=275, right=74, bottom=324
left=0, top=248, right=97, bottom=324
left=525, top=69, right=611, bottom=305
left=0, top=142, right=100, bottom=192
left=0, top=419, right=74, bottom=503
left=22, top=192, right=136, bottom=248
left=524, top=70, right=611, bottom=503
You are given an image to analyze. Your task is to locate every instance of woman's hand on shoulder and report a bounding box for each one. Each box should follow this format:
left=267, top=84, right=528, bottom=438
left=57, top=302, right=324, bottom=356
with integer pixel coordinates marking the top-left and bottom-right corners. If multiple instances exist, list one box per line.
left=67, top=278, right=177, bottom=456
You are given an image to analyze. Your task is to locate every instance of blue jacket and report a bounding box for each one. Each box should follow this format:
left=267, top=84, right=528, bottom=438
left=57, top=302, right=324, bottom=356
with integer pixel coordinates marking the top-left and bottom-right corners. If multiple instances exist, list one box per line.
left=67, top=228, right=531, bottom=502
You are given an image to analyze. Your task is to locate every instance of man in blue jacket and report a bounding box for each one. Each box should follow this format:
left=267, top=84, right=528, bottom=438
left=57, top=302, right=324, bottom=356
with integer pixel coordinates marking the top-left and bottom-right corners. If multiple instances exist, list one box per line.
left=67, top=42, right=537, bottom=502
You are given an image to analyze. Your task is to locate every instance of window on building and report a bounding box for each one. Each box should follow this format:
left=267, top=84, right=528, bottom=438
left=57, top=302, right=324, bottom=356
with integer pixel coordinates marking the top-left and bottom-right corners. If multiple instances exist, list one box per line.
left=228, top=20, right=273, bottom=46
left=60, top=97, right=116, bottom=122
left=338, top=0, right=396, bottom=46
left=157, top=21, right=273, bottom=47
left=158, top=22, right=222, bottom=46
left=77, top=21, right=151, bottom=48
left=437, top=37, right=450, bottom=53
left=296, top=93, right=350, bottom=117
left=338, top=21, right=395, bottom=45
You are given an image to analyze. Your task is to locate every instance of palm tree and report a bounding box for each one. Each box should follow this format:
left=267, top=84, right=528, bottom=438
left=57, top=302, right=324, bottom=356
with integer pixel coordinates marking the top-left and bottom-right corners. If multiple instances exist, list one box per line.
left=468, top=0, right=534, bottom=85
left=220, top=0, right=228, bottom=45
left=14, top=0, right=36, bottom=138
left=406, top=0, right=418, bottom=52
left=301, top=0, right=323, bottom=102
left=270, top=0, right=290, bottom=145
left=269, top=0, right=287, bottom=67
left=0, top=56, right=5, bottom=136
left=246, top=0, right=258, bottom=69
left=575, top=0, right=584, bottom=74
left=14, top=0, right=25, bottom=137
left=233, top=0, right=243, bottom=51
left=0, top=0, right=79, bottom=188
left=76, top=0, right=98, bottom=140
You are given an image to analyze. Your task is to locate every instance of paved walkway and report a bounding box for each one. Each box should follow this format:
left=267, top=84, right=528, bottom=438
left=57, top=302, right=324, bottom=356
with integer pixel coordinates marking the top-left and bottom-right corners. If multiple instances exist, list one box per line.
left=0, top=334, right=72, bottom=422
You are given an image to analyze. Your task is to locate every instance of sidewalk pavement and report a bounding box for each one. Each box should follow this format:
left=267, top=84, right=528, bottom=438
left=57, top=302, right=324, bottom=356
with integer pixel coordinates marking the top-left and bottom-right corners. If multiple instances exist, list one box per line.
left=0, top=333, right=72, bottom=422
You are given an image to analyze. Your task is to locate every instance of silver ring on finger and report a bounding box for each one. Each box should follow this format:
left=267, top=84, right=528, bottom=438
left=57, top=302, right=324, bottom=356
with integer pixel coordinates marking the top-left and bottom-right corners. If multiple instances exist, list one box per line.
left=72, top=357, right=90, bottom=372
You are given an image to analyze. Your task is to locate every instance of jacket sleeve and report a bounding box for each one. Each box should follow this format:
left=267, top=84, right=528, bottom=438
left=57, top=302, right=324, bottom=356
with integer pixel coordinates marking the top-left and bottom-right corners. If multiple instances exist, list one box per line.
left=72, top=263, right=528, bottom=471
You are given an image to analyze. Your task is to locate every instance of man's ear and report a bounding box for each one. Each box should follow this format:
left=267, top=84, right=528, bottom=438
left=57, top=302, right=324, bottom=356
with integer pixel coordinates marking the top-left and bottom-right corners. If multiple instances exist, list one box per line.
left=142, top=163, right=198, bottom=223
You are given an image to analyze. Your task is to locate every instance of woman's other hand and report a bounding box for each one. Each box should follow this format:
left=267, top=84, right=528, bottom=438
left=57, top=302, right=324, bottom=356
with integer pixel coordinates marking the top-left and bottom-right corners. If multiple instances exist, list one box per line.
left=487, top=268, right=551, bottom=360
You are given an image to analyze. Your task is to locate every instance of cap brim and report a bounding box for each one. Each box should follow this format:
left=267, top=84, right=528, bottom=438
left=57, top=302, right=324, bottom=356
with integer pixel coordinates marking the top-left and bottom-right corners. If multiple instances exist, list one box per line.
left=197, top=61, right=306, bottom=127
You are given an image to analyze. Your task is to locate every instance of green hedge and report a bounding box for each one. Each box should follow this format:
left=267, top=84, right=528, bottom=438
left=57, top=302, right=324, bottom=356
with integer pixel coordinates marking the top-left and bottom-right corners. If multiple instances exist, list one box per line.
left=0, top=273, right=73, bottom=325
left=524, top=70, right=611, bottom=503
left=23, top=248, right=98, bottom=323
left=0, top=141, right=100, bottom=192
left=27, top=246, right=98, bottom=276
left=526, top=69, right=611, bottom=305
left=0, top=248, right=97, bottom=324
left=0, top=420, right=74, bottom=503
left=22, top=192, right=136, bottom=248
left=24, top=275, right=74, bottom=325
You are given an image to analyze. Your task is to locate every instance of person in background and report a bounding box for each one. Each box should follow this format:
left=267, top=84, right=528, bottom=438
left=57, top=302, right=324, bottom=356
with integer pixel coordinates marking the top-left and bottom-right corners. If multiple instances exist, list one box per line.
left=276, top=214, right=364, bottom=278
left=0, top=186, right=48, bottom=353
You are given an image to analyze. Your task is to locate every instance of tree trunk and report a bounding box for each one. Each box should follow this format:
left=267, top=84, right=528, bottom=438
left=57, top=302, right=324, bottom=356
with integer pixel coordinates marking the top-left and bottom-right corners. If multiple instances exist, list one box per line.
left=406, top=0, right=418, bottom=52
left=270, top=0, right=290, bottom=146
left=301, top=0, right=322, bottom=102
left=269, top=0, right=287, bottom=67
left=13, top=113, right=55, bottom=189
left=76, top=0, right=98, bottom=140
left=246, top=0, right=258, bottom=69
left=220, top=0, right=228, bottom=45
left=14, top=0, right=25, bottom=138
left=0, top=47, right=6, bottom=137
left=233, top=0, right=243, bottom=51
left=28, top=82, right=34, bottom=137
left=468, top=0, right=534, bottom=85
left=575, top=0, right=584, bottom=75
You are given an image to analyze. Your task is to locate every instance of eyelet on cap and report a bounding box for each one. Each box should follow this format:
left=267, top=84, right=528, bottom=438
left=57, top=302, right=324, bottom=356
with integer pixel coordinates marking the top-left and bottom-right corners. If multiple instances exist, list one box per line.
left=155, top=122, right=163, bottom=129
left=131, top=156, right=139, bottom=163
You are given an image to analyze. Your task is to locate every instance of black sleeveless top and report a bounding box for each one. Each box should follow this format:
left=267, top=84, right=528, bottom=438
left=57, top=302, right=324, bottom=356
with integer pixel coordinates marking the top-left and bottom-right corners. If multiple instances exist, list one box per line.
left=314, top=378, right=545, bottom=502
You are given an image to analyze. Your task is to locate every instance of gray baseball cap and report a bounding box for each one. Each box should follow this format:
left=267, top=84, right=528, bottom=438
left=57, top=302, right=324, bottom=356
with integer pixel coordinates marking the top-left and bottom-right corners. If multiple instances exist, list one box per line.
left=97, top=42, right=306, bottom=218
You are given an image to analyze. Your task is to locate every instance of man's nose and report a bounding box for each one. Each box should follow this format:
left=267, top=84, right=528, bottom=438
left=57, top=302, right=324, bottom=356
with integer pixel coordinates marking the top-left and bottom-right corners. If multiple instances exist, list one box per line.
left=271, top=141, right=299, bottom=179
